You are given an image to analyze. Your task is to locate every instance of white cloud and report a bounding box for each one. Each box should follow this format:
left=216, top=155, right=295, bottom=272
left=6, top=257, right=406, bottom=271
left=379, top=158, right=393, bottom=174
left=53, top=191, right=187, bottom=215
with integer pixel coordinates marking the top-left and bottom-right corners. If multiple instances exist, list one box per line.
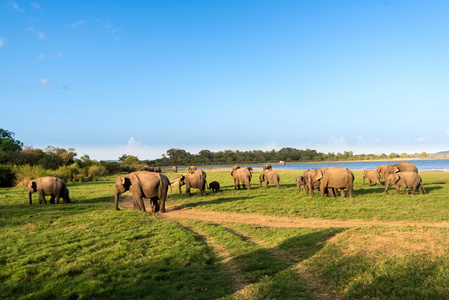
left=68, top=20, right=87, bottom=28
left=26, top=27, right=45, bottom=39
left=40, top=78, right=56, bottom=87
left=446, top=130, right=449, bottom=136
left=0, top=38, right=6, bottom=47
left=31, top=2, right=41, bottom=10
left=9, top=1, right=25, bottom=13
left=39, top=51, right=63, bottom=60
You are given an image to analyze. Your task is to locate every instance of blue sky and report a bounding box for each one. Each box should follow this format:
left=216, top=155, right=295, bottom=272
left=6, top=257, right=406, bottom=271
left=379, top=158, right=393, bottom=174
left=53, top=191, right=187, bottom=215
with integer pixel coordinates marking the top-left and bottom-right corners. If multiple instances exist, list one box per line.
left=2, top=0, right=449, bottom=160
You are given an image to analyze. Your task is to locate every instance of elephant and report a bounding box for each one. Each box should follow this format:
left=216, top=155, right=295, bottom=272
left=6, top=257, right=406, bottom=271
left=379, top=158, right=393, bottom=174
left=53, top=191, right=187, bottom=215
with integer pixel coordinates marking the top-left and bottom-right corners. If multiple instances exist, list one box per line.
left=188, top=166, right=197, bottom=173
left=307, top=167, right=354, bottom=198
left=28, top=177, right=71, bottom=204
left=263, top=164, right=272, bottom=171
left=178, top=171, right=207, bottom=196
left=114, top=171, right=170, bottom=213
left=154, top=166, right=161, bottom=173
left=362, top=169, right=382, bottom=187
left=376, top=165, right=389, bottom=179
left=378, top=162, right=418, bottom=180
left=243, top=166, right=253, bottom=174
left=143, top=166, right=154, bottom=172
left=394, top=162, right=418, bottom=173
left=231, top=168, right=252, bottom=190
left=296, top=176, right=306, bottom=193
left=208, top=181, right=220, bottom=192
left=232, top=165, right=241, bottom=172
left=172, top=166, right=177, bottom=173
left=259, top=170, right=280, bottom=189
left=384, top=171, right=425, bottom=195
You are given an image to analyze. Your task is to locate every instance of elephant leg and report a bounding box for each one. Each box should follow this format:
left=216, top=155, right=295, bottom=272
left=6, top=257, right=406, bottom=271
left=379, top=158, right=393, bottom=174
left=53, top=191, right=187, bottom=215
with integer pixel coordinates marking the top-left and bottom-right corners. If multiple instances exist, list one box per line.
left=150, top=197, right=159, bottom=212
left=401, top=186, right=407, bottom=195
left=340, top=188, right=345, bottom=198
left=38, top=192, right=47, bottom=204
left=50, top=195, right=56, bottom=204
left=247, top=182, right=251, bottom=190
left=395, top=186, right=400, bottom=194
left=418, top=186, right=425, bottom=195
left=133, top=195, right=146, bottom=212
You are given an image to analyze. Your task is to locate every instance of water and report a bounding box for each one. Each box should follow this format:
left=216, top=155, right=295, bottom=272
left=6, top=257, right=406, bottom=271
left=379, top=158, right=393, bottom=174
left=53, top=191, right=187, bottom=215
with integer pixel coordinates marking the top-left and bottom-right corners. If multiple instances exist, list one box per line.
left=241, top=159, right=449, bottom=172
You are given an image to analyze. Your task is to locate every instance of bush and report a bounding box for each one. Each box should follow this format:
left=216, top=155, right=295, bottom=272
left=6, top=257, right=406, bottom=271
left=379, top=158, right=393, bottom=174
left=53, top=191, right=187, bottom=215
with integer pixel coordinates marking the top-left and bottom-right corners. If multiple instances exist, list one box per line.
left=0, top=164, right=16, bottom=187
left=50, top=163, right=85, bottom=183
left=13, top=164, right=48, bottom=187
left=88, top=165, right=108, bottom=178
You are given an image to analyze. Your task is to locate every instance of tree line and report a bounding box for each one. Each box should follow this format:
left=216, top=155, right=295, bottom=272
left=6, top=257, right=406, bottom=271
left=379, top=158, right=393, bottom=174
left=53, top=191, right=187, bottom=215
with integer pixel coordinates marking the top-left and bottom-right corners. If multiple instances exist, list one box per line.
left=0, top=128, right=428, bottom=187
left=144, top=147, right=427, bottom=167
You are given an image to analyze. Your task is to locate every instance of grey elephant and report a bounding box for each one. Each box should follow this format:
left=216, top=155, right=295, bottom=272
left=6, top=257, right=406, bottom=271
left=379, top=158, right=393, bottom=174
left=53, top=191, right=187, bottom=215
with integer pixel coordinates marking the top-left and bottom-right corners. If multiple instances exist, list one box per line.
left=178, top=171, right=207, bottom=196
left=260, top=170, right=280, bottom=189
left=144, top=166, right=154, bottom=172
left=378, top=162, right=418, bottom=180
left=307, top=167, right=354, bottom=198
left=384, top=172, right=425, bottom=195
left=263, top=164, right=272, bottom=171
left=362, top=169, right=382, bottom=187
left=172, top=166, right=177, bottom=173
left=394, top=162, right=418, bottom=173
left=208, top=181, right=220, bottom=192
left=232, top=165, right=241, bottom=172
left=376, top=165, right=389, bottom=179
left=28, top=177, right=71, bottom=204
left=296, top=176, right=306, bottom=193
left=231, top=168, right=252, bottom=190
left=188, top=166, right=197, bottom=173
left=115, top=171, right=170, bottom=213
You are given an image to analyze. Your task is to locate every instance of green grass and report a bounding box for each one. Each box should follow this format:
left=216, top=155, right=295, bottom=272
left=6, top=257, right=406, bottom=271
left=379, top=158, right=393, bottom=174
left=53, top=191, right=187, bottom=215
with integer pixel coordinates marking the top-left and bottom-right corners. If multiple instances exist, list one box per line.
left=1, top=170, right=449, bottom=299
left=170, top=170, right=449, bottom=222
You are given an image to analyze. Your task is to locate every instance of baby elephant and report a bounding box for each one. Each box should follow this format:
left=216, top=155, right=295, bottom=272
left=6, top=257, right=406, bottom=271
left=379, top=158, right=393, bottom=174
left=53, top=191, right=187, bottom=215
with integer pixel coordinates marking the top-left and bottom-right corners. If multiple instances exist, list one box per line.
left=362, top=169, right=382, bottom=187
left=28, top=177, right=71, bottom=204
left=208, top=181, right=220, bottom=192
left=295, top=176, right=306, bottom=193
left=260, top=170, right=280, bottom=189
left=384, top=172, right=425, bottom=195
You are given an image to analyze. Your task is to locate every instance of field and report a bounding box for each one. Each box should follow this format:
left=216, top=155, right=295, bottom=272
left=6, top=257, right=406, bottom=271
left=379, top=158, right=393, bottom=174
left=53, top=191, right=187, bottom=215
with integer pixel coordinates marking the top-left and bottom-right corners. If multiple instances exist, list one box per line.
left=1, top=169, right=449, bottom=299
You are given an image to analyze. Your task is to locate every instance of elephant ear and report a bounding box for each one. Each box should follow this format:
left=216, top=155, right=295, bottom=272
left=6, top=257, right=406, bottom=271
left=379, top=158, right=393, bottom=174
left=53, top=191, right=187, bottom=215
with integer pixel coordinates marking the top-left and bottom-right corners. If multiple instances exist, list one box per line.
left=393, top=174, right=400, bottom=183
left=314, top=170, right=323, bottom=181
left=121, top=175, right=132, bottom=189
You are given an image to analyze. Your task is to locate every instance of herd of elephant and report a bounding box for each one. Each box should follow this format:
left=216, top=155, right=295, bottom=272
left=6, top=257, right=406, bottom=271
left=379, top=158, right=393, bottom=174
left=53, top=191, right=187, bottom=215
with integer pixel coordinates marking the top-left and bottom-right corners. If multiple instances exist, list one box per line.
left=27, top=161, right=425, bottom=214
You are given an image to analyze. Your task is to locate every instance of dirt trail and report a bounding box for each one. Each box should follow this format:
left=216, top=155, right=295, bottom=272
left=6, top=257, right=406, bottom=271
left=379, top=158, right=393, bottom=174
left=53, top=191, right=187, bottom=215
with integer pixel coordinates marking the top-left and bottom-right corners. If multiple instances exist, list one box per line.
left=120, top=195, right=449, bottom=229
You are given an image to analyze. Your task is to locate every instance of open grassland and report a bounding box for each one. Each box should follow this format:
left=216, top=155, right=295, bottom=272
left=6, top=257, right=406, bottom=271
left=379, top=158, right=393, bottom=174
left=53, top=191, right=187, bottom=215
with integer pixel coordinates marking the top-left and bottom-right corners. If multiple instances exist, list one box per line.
left=1, top=170, right=449, bottom=299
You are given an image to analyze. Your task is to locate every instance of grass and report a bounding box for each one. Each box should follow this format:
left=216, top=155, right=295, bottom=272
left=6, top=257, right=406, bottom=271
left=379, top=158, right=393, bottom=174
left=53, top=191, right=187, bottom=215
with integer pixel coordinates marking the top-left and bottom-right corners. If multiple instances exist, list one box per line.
left=1, top=170, right=449, bottom=299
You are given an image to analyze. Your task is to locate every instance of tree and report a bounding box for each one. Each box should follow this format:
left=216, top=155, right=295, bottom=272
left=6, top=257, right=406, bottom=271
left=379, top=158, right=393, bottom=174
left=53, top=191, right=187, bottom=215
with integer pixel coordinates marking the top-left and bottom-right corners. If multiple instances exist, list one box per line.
left=0, top=129, right=23, bottom=152
left=420, top=151, right=427, bottom=158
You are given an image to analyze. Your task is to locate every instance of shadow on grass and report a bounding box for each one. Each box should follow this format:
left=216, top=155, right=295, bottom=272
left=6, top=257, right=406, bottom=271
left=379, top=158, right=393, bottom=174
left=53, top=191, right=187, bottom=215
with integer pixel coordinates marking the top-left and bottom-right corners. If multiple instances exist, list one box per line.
left=170, top=196, right=256, bottom=211
left=180, top=223, right=347, bottom=298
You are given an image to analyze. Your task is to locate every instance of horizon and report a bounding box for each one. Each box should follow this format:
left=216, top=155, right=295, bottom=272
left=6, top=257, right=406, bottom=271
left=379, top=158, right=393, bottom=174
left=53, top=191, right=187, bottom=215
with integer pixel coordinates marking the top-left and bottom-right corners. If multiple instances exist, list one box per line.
left=2, top=1, right=449, bottom=161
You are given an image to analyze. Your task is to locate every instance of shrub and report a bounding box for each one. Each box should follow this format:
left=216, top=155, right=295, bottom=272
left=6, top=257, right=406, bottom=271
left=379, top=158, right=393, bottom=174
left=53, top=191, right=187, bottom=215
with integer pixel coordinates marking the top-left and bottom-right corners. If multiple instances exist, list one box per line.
left=50, top=163, right=85, bottom=183
left=13, top=164, right=48, bottom=187
left=88, top=165, right=108, bottom=178
left=0, top=164, right=16, bottom=187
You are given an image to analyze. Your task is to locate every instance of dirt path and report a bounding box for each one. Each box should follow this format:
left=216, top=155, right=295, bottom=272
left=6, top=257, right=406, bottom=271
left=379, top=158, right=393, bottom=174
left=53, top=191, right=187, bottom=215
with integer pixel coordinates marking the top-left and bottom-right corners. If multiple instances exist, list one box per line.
left=120, top=195, right=449, bottom=229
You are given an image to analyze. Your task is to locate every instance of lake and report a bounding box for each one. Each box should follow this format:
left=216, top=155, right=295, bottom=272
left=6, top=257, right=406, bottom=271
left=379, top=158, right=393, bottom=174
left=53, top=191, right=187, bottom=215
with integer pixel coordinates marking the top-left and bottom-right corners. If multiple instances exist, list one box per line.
left=240, top=159, right=449, bottom=172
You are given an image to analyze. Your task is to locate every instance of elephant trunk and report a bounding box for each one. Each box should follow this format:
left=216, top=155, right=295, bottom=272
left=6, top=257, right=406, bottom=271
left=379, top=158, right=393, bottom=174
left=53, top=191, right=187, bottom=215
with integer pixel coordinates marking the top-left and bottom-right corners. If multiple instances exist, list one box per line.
left=384, top=180, right=390, bottom=194
left=28, top=191, right=33, bottom=205
left=114, top=189, right=121, bottom=211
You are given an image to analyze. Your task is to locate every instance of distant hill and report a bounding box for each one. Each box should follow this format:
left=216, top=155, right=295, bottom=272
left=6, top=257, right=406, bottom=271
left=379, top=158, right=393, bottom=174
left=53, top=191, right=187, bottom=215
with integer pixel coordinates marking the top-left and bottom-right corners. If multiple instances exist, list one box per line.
left=436, top=150, right=449, bottom=155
